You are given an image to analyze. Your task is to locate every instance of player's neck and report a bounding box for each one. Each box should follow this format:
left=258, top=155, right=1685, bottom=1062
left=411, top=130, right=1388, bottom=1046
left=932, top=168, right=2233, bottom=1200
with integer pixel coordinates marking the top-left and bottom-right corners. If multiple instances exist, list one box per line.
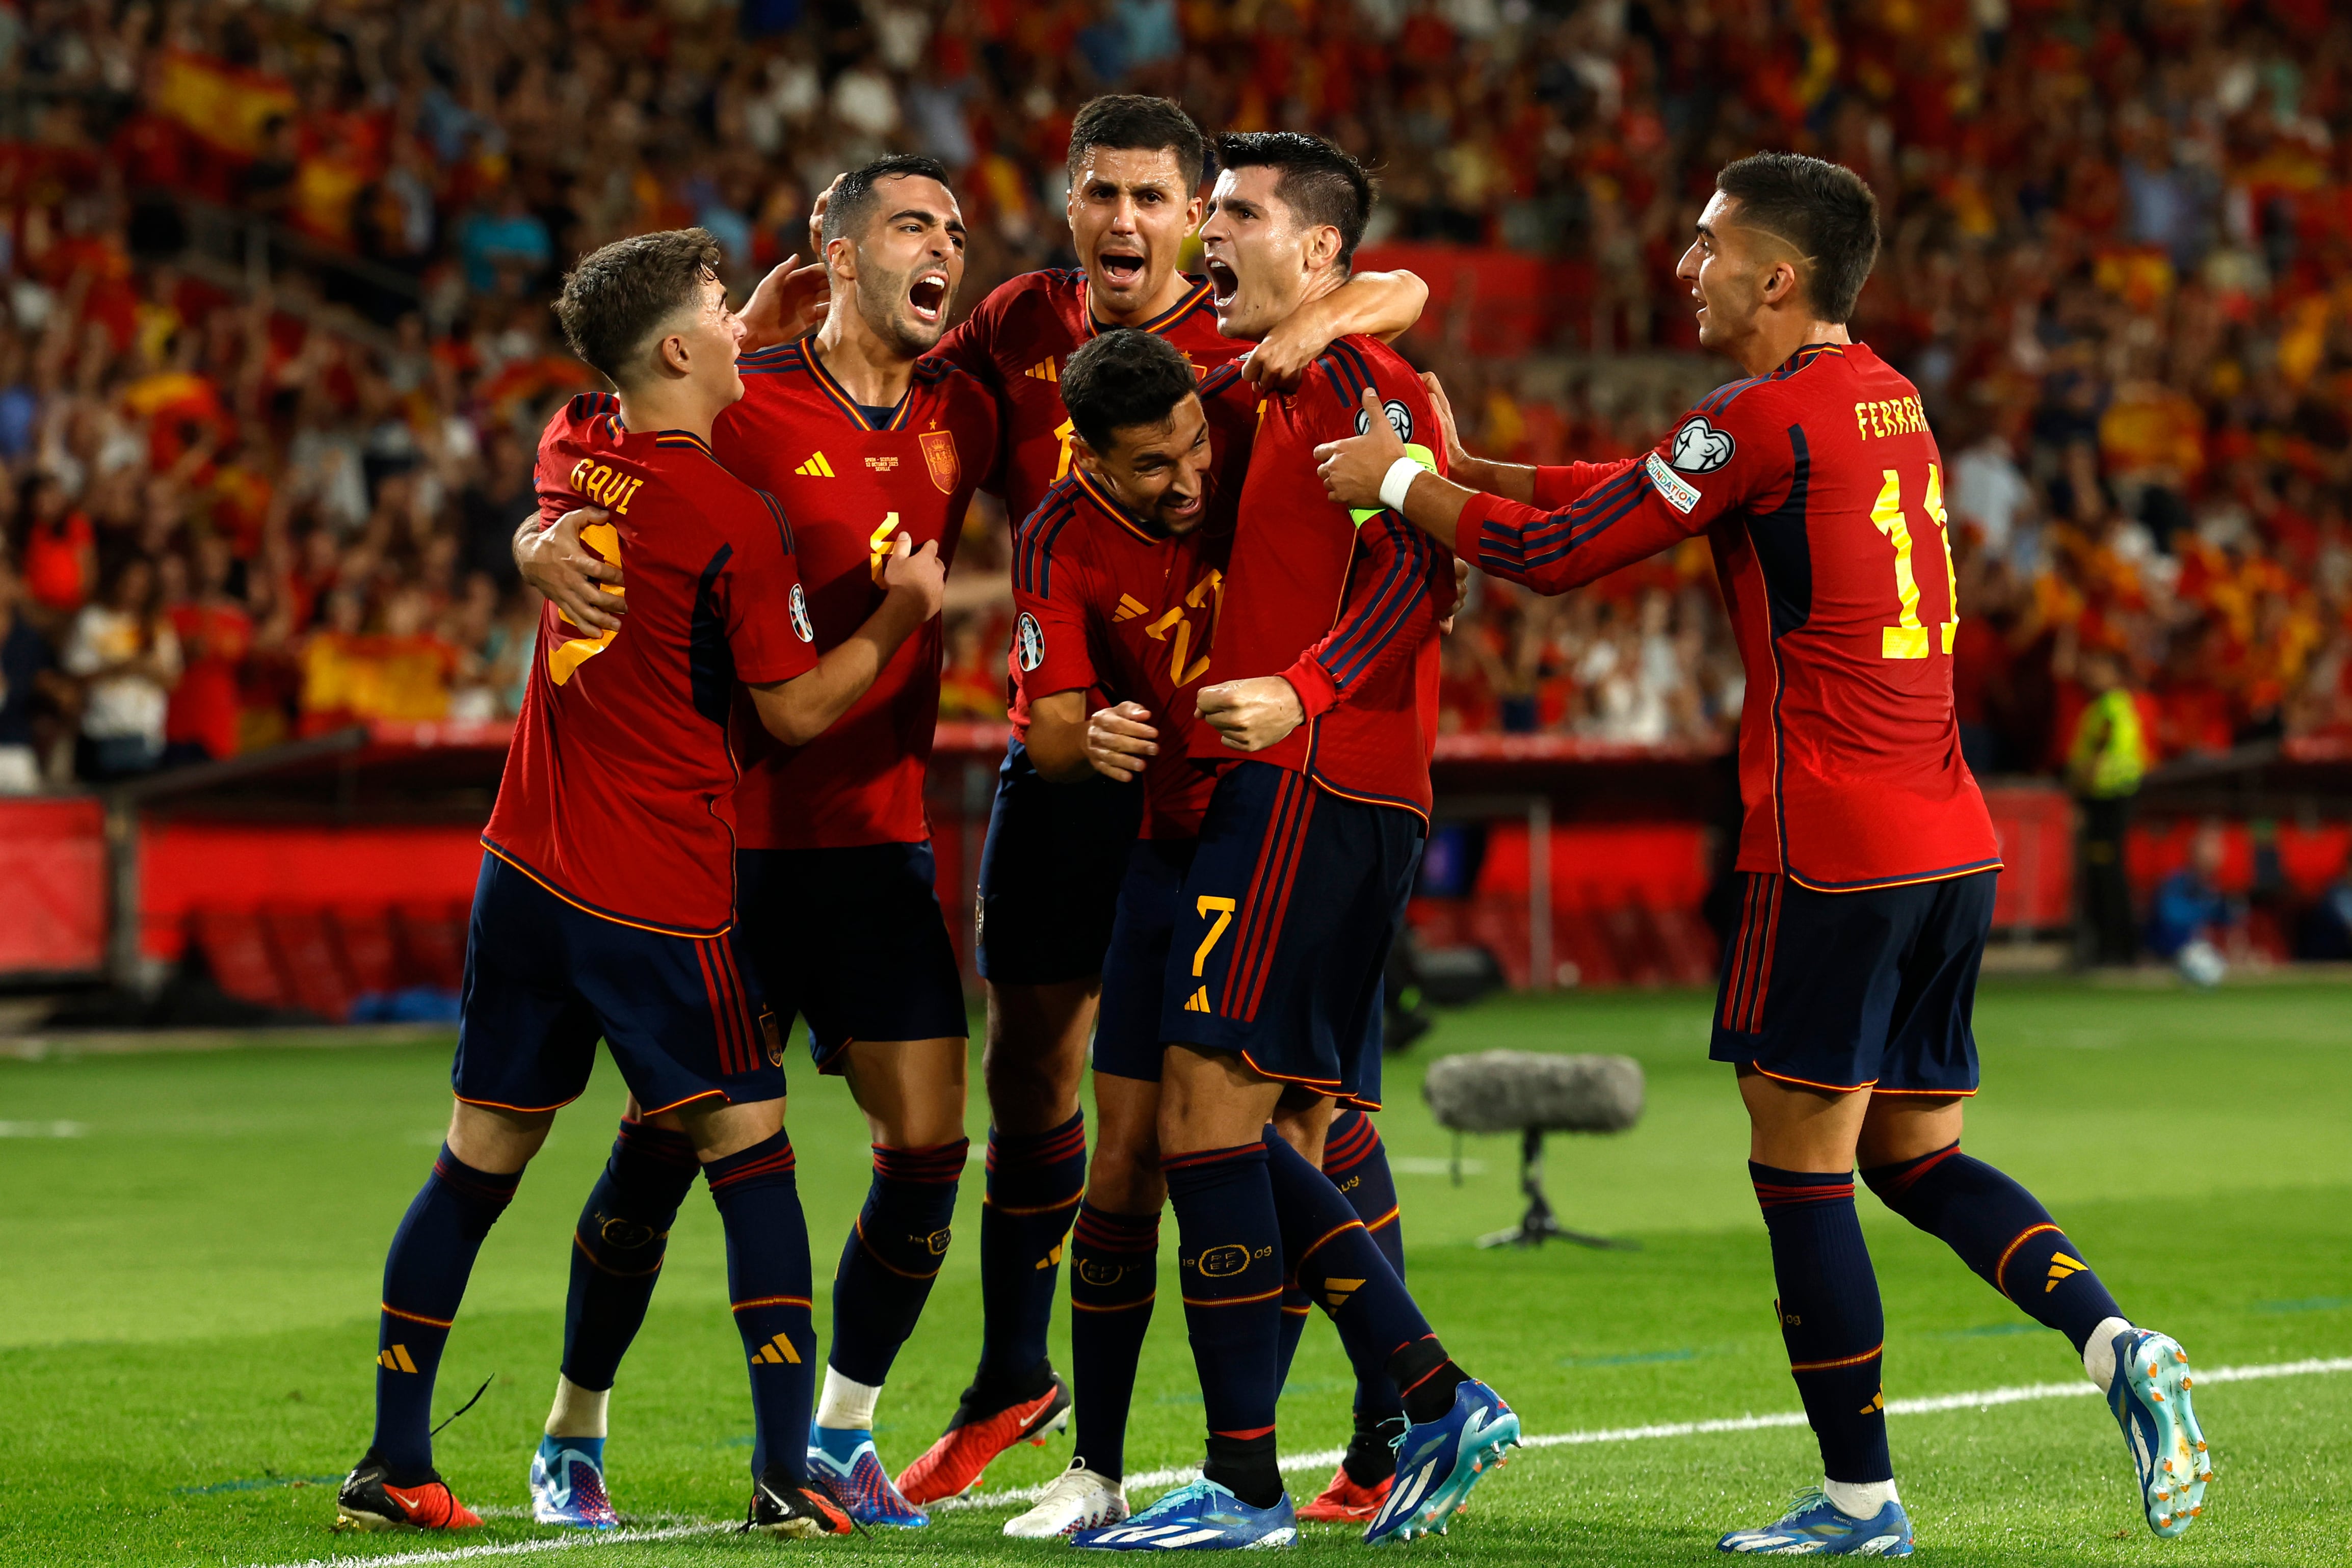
left=812, top=311, right=915, bottom=410
left=1087, top=267, right=1193, bottom=330
left=1735, top=318, right=1852, bottom=380
left=615, top=383, right=719, bottom=445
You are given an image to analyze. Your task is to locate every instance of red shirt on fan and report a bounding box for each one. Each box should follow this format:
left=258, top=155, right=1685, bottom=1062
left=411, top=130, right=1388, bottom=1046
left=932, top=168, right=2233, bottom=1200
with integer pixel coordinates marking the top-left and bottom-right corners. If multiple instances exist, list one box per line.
left=935, top=269, right=1242, bottom=726
left=485, top=392, right=818, bottom=937
left=1457, top=340, right=2000, bottom=892
left=1186, top=336, right=1455, bottom=818
left=1007, top=364, right=1257, bottom=839
left=718, top=342, right=998, bottom=849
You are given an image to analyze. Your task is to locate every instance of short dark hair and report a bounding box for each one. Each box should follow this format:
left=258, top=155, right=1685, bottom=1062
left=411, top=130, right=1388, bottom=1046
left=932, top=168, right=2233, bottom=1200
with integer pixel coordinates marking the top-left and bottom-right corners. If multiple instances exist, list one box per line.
left=1211, top=131, right=1373, bottom=270
left=1068, top=95, right=1209, bottom=193
left=554, top=227, right=723, bottom=388
left=822, top=153, right=954, bottom=247
left=1060, top=330, right=1199, bottom=454
left=1713, top=152, right=1881, bottom=323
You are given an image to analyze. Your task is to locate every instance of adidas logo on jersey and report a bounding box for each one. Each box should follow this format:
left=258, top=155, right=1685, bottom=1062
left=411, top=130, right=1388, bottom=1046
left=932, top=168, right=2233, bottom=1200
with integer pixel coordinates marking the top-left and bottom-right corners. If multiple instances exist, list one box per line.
left=1114, top=594, right=1151, bottom=622
left=795, top=453, right=836, bottom=477
left=1025, top=359, right=1059, bottom=382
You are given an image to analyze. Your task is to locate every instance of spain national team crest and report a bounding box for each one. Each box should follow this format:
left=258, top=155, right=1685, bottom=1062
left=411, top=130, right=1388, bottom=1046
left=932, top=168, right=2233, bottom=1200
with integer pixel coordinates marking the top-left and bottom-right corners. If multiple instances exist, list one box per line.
left=918, top=429, right=960, bottom=494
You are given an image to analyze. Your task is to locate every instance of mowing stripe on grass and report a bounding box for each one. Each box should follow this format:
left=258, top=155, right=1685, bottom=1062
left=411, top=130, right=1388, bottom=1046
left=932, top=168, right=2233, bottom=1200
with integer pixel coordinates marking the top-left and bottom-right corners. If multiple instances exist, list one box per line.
left=239, top=1354, right=2351, bottom=1565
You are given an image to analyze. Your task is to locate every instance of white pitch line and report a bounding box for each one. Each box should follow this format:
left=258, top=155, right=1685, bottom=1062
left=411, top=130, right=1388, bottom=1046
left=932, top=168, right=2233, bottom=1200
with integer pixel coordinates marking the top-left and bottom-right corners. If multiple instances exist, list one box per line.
left=240, top=1353, right=2351, bottom=1566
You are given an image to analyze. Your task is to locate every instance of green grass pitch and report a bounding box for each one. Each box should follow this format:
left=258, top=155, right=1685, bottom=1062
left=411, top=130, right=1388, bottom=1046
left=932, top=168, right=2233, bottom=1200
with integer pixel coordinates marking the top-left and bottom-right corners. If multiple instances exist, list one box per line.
left=4, top=980, right=2349, bottom=1566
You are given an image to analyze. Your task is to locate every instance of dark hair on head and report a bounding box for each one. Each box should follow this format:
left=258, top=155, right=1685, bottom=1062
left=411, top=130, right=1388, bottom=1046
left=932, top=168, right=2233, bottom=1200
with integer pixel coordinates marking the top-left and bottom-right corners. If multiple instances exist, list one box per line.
left=1068, top=95, right=1209, bottom=194
left=1060, top=329, right=1199, bottom=454
left=1713, top=151, right=1881, bottom=323
left=822, top=153, right=954, bottom=247
left=1211, top=131, right=1374, bottom=271
left=554, top=227, right=724, bottom=389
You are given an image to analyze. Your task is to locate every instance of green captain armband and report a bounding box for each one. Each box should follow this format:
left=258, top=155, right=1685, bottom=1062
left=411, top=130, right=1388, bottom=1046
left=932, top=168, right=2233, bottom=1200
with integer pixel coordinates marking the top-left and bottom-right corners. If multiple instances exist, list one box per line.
left=1349, top=442, right=1438, bottom=528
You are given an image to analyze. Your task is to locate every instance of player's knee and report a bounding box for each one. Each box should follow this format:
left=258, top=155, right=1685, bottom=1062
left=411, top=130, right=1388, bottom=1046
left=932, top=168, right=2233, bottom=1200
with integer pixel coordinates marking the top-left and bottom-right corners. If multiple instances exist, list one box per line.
left=446, top=1099, right=554, bottom=1173
left=1085, top=1140, right=1165, bottom=1215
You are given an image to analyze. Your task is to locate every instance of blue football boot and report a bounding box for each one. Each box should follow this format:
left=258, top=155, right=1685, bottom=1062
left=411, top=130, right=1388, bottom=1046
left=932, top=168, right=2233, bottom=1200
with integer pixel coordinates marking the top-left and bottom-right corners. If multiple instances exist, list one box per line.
left=1071, top=1479, right=1297, bottom=1550
left=1716, top=1490, right=1913, bottom=1555
left=1364, top=1377, right=1520, bottom=1544
left=528, top=1434, right=618, bottom=1529
left=2107, top=1326, right=2211, bottom=1536
left=807, top=1427, right=929, bottom=1527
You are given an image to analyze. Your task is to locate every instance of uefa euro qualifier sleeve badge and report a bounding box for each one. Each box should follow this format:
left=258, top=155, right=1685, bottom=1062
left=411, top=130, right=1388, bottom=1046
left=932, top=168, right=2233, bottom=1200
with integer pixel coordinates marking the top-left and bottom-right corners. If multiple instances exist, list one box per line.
left=919, top=429, right=960, bottom=494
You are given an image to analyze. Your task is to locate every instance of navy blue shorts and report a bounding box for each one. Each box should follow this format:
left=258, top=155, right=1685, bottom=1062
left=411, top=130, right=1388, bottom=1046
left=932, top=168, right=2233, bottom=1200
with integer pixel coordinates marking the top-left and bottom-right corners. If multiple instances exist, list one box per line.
left=975, top=736, right=1144, bottom=986
left=1094, top=837, right=1194, bottom=1083
left=453, top=854, right=785, bottom=1115
left=1158, top=762, right=1417, bottom=1110
left=1709, top=869, right=1996, bottom=1096
left=736, top=843, right=969, bottom=1071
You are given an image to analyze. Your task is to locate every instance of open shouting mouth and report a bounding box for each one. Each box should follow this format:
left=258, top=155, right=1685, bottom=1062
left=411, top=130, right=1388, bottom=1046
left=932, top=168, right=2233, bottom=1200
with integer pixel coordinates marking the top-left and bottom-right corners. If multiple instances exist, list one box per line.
left=1097, top=248, right=1146, bottom=288
left=1204, top=257, right=1239, bottom=309
left=908, top=272, right=948, bottom=326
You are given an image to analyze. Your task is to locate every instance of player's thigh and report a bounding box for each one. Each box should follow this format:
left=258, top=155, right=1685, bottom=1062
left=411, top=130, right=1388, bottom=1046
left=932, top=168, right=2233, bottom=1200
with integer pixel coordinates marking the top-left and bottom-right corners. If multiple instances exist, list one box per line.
left=739, top=843, right=969, bottom=1075
left=975, top=735, right=1141, bottom=988
left=1879, top=870, right=1997, bottom=1100
left=838, top=1034, right=969, bottom=1148
left=452, top=854, right=608, bottom=1118
left=1160, top=763, right=1407, bottom=1111
left=1087, top=1070, right=1165, bottom=1214
left=569, top=913, right=787, bottom=1118
left=1710, top=872, right=1913, bottom=1095
left=1856, top=1094, right=1967, bottom=1169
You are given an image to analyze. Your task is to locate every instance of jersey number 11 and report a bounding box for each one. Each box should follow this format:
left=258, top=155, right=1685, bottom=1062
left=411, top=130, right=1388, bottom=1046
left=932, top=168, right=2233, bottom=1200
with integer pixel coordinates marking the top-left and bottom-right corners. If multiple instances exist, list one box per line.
left=1869, top=464, right=1959, bottom=660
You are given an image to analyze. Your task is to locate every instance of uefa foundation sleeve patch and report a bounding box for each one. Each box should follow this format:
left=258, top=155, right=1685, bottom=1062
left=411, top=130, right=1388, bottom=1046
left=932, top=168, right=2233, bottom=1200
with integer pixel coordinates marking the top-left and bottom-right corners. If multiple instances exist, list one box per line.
left=1644, top=450, right=1702, bottom=514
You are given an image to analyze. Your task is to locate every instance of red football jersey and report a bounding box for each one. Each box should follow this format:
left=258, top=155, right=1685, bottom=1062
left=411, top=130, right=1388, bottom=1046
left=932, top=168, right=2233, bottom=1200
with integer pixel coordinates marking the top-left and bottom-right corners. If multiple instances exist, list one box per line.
left=717, top=343, right=999, bottom=849
left=1185, top=336, right=1455, bottom=819
left=486, top=392, right=818, bottom=936
left=1457, top=340, right=2001, bottom=891
left=1007, top=366, right=1256, bottom=839
left=936, top=268, right=1244, bottom=728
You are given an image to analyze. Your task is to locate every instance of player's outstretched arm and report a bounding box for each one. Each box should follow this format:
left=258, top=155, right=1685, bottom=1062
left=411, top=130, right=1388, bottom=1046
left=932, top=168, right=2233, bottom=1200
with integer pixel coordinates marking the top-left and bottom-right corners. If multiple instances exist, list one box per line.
left=746, top=533, right=944, bottom=746
left=735, top=253, right=831, bottom=352
left=1026, top=692, right=1156, bottom=784
left=1419, top=372, right=1536, bottom=501
left=515, top=506, right=626, bottom=630
left=1245, top=269, right=1429, bottom=391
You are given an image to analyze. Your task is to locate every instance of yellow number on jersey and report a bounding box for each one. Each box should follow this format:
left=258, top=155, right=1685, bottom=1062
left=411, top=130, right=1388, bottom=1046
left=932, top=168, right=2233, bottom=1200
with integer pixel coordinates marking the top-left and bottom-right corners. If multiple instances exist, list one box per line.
left=1193, top=896, right=1237, bottom=976
left=548, top=522, right=622, bottom=685
left=1868, top=465, right=1957, bottom=660
left=1053, top=417, right=1076, bottom=482
left=867, top=512, right=902, bottom=583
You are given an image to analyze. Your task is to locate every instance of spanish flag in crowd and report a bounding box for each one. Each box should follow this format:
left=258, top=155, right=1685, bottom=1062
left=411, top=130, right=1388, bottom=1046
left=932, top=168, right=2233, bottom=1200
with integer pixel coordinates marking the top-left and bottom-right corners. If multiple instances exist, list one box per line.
left=154, top=48, right=297, bottom=158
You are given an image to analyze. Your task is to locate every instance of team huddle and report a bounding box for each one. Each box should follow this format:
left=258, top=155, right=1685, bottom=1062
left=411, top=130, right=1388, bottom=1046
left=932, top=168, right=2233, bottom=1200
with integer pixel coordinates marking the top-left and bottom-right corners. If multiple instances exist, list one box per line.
left=331, top=95, right=2213, bottom=1557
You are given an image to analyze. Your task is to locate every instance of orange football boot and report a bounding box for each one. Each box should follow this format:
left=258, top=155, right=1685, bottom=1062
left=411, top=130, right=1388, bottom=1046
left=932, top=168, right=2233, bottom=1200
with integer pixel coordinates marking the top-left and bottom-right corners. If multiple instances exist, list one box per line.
left=894, top=1371, right=1071, bottom=1504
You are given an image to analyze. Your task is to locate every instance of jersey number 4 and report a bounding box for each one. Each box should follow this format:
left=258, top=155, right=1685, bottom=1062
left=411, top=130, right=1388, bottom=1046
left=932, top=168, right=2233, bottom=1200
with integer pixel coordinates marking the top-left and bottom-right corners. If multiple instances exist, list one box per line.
left=1869, top=464, right=1959, bottom=660
left=548, top=522, right=623, bottom=684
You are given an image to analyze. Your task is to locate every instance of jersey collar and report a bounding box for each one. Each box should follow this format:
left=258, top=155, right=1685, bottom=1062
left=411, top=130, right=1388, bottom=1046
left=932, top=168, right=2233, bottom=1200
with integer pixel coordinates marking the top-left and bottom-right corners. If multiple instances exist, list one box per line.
left=1071, top=468, right=1164, bottom=545
left=800, top=343, right=914, bottom=432
left=1086, top=274, right=1214, bottom=339
left=601, top=405, right=708, bottom=454
left=1775, top=341, right=1849, bottom=377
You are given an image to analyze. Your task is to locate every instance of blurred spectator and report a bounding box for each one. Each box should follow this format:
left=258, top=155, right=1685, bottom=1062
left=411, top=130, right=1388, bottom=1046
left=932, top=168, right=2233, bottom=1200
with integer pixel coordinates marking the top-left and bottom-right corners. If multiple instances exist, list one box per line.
left=2145, top=822, right=2245, bottom=986
left=63, top=553, right=180, bottom=781
left=2067, top=646, right=2150, bottom=967
left=0, top=552, right=67, bottom=793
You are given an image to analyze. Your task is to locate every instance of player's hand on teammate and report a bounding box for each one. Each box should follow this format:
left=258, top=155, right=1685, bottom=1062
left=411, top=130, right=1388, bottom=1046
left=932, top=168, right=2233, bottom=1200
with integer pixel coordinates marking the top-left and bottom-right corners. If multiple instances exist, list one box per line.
left=808, top=174, right=844, bottom=261
left=880, top=530, right=946, bottom=619
left=517, top=506, right=625, bottom=631
left=737, top=255, right=829, bottom=352
left=1313, top=387, right=1409, bottom=511
left=1197, top=676, right=1306, bottom=752
left=1440, top=554, right=1469, bottom=634
left=1086, top=701, right=1158, bottom=782
left=1243, top=316, right=1327, bottom=394
left=1419, top=371, right=1470, bottom=471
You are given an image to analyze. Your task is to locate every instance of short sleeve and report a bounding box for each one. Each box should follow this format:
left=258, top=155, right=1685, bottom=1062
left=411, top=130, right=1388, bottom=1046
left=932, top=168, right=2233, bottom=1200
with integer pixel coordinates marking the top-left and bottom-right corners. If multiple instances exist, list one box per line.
left=727, top=492, right=821, bottom=685
left=1010, top=531, right=1099, bottom=701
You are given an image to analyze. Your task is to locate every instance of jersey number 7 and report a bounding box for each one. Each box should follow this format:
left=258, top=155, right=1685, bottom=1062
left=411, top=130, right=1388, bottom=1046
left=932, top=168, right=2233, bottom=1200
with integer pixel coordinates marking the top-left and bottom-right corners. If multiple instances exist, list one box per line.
left=1869, top=464, right=1959, bottom=660
left=548, top=522, right=623, bottom=685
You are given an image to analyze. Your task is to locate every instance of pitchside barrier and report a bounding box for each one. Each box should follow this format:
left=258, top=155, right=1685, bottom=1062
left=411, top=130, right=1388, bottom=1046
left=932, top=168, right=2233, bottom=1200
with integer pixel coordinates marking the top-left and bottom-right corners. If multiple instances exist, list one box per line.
left=2, top=723, right=2347, bottom=1013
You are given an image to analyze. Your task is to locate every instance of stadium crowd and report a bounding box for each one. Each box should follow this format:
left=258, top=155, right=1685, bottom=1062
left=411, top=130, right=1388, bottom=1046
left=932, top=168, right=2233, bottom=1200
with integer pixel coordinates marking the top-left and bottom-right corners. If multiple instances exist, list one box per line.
left=1, top=0, right=2349, bottom=790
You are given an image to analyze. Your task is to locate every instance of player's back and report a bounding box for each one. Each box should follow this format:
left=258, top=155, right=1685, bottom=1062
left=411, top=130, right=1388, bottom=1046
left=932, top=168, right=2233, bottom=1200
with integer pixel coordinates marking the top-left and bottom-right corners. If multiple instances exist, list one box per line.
left=1194, top=335, right=1452, bottom=817
left=717, top=346, right=997, bottom=849
left=484, top=392, right=815, bottom=936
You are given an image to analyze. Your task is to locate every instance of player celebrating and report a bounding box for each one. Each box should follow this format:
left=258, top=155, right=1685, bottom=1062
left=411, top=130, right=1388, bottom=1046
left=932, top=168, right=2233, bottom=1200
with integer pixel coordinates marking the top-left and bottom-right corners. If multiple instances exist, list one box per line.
left=517, top=156, right=996, bottom=1530
left=1314, top=151, right=2210, bottom=1554
left=1071, top=133, right=1517, bottom=1553
left=335, top=228, right=943, bottom=1540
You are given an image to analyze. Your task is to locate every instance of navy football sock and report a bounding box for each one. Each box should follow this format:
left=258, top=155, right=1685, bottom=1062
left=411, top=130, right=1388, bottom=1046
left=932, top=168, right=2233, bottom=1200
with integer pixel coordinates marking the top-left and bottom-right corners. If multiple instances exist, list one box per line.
left=1862, top=1141, right=2126, bottom=1352
left=1752, top=1162, right=1890, bottom=1485
left=1263, top=1129, right=1448, bottom=1426
left=372, top=1144, right=521, bottom=1479
left=1274, top=1283, right=1312, bottom=1392
left=1166, top=1142, right=1284, bottom=1509
left=828, top=1139, right=967, bottom=1388
left=561, top=1118, right=700, bottom=1393
left=975, top=1112, right=1086, bottom=1399
left=706, top=1129, right=816, bottom=1480
left=1067, top=1202, right=1158, bottom=1482
left=1323, top=1108, right=1405, bottom=1478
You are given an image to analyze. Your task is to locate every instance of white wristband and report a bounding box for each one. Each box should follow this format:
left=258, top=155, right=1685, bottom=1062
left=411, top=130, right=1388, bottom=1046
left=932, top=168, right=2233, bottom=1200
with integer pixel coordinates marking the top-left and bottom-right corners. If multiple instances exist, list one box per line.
left=1379, top=456, right=1424, bottom=513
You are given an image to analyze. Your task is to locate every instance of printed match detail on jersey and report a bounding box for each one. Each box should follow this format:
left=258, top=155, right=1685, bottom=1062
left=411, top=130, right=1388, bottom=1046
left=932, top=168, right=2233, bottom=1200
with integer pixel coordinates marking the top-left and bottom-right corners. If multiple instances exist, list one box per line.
left=484, top=392, right=817, bottom=938
left=719, top=345, right=1000, bottom=851
left=1186, top=335, right=1456, bottom=819
left=1456, top=342, right=2000, bottom=891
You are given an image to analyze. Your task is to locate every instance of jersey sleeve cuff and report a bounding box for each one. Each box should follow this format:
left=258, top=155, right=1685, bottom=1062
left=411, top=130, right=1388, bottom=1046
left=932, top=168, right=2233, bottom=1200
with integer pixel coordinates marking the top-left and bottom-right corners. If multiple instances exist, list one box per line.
left=736, top=656, right=815, bottom=686
left=1452, top=493, right=1502, bottom=569
left=1279, top=655, right=1338, bottom=719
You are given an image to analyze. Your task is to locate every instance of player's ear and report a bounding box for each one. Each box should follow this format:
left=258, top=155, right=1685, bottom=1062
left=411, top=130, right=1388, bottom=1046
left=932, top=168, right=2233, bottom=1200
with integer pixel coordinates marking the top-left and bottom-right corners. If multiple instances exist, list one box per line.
left=1304, top=223, right=1343, bottom=275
